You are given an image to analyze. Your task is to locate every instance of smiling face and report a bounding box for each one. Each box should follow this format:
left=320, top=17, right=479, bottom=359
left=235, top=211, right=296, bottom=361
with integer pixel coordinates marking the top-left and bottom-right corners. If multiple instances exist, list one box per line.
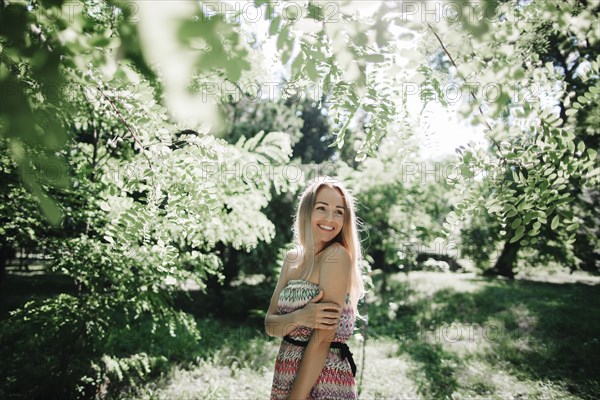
left=311, top=185, right=346, bottom=246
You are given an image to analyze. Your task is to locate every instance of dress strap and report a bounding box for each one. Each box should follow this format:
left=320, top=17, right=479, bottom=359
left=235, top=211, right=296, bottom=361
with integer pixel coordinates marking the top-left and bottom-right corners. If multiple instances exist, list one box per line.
left=283, top=335, right=357, bottom=377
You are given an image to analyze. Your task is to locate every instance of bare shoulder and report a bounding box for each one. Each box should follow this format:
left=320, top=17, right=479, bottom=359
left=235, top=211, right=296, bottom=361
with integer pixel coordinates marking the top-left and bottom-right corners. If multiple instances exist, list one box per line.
left=284, top=247, right=303, bottom=267
left=319, top=244, right=352, bottom=306
left=283, top=247, right=304, bottom=280
left=321, top=243, right=351, bottom=267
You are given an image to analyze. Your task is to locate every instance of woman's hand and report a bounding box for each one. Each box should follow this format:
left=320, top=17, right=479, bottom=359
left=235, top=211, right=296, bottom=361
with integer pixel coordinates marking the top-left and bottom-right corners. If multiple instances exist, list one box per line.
left=295, top=290, right=342, bottom=330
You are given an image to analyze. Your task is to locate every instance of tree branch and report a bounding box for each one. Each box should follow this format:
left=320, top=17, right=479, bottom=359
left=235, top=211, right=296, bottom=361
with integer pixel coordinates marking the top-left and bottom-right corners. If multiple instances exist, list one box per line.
left=427, top=23, right=512, bottom=165
left=96, top=86, right=155, bottom=185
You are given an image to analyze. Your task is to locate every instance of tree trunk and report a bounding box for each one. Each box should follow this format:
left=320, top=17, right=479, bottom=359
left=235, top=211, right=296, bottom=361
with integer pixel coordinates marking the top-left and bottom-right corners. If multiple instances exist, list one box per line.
left=372, top=249, right=388, bottom=293
left=0, top=256, right=5, bottom=285
left=0, top=246, right=16, bottom=285
left=488, top=240, right=520, bottom=279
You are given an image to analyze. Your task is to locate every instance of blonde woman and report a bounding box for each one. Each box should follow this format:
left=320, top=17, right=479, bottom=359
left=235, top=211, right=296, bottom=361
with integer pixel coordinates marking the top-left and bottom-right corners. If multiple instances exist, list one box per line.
left=265, top=176, right=365, bottom=400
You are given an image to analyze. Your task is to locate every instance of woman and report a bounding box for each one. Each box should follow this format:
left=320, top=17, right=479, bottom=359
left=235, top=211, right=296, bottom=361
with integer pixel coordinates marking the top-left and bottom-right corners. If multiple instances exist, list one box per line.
left=265, top=176, right=365, bottom=400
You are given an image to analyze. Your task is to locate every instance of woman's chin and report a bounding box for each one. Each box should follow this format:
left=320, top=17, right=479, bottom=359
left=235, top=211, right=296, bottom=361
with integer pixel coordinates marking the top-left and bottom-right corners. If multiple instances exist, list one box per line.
left=318, top=235, right=336, bottom=243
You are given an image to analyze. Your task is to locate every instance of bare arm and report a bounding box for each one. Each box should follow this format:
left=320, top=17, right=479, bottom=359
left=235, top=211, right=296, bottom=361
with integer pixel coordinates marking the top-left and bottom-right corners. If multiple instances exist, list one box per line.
left=287, top=245, right=351, bottom=399
left=264, top=250, right=342, bottom=337
left=264, top=251, right=299, bottom=337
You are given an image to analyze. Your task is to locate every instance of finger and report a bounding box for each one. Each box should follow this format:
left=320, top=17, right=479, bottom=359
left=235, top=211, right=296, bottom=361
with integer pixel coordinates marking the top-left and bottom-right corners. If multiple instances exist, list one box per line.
left=317, top=322, right=336, bottom=329
left=320, top=305, right=343, bottom=313
left=321, top=316, right=340, bottom=324
left=321, top=301, right=342, bottom=310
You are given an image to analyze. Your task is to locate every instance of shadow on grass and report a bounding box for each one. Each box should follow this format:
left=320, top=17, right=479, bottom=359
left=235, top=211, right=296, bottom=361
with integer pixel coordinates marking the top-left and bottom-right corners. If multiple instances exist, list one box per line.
left=368, top=276, right=463, bottom=399
left=369, top=273, right=600, bottom=400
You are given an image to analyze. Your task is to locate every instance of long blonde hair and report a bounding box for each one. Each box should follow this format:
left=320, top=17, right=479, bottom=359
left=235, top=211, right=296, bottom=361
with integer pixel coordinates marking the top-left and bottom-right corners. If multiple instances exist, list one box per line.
left=292, top=176, right=365, bottom=316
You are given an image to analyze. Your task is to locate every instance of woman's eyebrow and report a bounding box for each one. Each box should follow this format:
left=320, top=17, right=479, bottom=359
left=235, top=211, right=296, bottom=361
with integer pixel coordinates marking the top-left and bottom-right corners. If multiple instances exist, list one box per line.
left=315, top=201, right=346, bottom=209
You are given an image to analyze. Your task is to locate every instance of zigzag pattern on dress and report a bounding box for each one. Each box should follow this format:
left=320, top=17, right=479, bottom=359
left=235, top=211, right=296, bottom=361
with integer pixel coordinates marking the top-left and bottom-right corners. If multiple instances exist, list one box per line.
left=270, top=279, right=357, bottom=400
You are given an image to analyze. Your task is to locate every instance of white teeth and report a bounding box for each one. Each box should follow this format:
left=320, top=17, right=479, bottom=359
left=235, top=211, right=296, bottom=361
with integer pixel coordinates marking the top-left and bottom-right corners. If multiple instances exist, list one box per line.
left=319, top=224, right=334, bottom=231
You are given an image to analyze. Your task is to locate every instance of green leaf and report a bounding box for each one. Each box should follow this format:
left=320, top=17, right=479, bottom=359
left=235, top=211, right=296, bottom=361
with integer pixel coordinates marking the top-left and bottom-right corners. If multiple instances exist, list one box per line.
left=269, top=16, right=281, bottom=35
left=99, top=201, right=111, bottom=212
left=307, top=3, right=324, bottom=21
left=38, top=193, right=63, bottom=226
left=281, top=47, right=292, bottom=65
left=88, top=35, right=111, bottom=47
left=511, top=218, right=522, bottom=229
left=528, top=228, right=539, bottom=236
left=305, top=58, right=320, bottom=81
left=565, top=108, right=577, bottom=116
left=512, top=169, right=519, bottom=182
left=362, top=54, right=385, bottom=63
left=517, top=200, right=531, bottom=212
left=277, top=27, right=290, bottom=51
left=509, top=231, right=524, bottom=243
left=584, top=91, right=595, bottom=101
left=515, top=225, right=525, bottom=237
left=513, top=68, right=525, bottom=80
left=291, top=50, right=305, bottom=75
left=577, top=141, right=585, bottom=154
left=551, top=215, right=559, bottom=230
left=566, top=223, right=579, bottom=231
left=524, top=211, right=536, bottom=224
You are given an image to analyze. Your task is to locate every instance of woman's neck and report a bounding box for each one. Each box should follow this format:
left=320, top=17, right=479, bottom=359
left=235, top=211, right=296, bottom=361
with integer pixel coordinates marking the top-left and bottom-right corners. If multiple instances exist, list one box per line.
left=313, top=240, right=333, bottom=257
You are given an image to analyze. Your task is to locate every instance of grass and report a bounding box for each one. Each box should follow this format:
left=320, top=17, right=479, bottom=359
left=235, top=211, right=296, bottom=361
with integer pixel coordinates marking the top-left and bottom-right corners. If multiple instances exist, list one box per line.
left=114, top=318, right=278, bottom=400
left=367, top=271, right=600, bottom=400
left=2, top=267, right=598, bottom=399
left=121, top=270, right=599, bottom=400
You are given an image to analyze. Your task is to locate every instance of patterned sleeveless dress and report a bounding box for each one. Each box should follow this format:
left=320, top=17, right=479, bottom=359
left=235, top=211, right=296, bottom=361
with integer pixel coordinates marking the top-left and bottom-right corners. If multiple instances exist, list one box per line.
left=270, top=279, right=357, bottom=400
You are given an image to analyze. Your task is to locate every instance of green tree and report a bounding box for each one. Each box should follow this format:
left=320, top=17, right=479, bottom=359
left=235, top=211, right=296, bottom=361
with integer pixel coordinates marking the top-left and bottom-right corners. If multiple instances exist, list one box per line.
left=340, top=133, right=456, bottom=282
left=420, top=0, right=600, bottom=277
left=293, top=98, right=338, bottom=164
left=0, top=2, right=296, bottom=397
